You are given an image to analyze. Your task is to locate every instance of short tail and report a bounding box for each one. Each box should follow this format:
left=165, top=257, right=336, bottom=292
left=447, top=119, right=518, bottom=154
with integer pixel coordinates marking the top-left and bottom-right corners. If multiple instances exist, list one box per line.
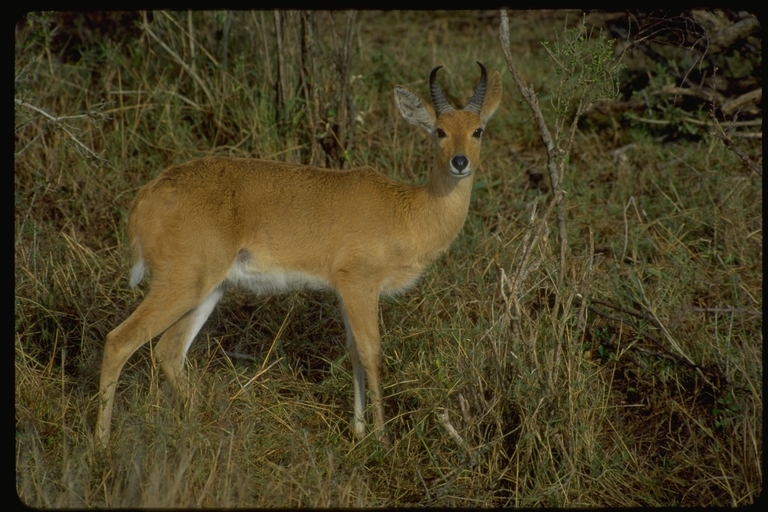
left=128, top=239, right=145, bottom=287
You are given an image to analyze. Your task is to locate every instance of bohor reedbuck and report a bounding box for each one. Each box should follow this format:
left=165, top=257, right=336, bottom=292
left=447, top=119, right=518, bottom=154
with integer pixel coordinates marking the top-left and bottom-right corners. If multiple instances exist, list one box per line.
left=96, top=62, right=502, bottom=447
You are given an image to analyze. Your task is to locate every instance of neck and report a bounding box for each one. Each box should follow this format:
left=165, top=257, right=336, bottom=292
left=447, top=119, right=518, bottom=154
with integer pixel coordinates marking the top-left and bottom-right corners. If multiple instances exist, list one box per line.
left=406, top=166, right=474, bottom=263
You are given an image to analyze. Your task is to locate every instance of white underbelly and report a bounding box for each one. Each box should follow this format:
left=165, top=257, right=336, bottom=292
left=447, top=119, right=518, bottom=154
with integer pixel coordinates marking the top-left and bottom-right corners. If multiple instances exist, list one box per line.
left=223, top=249, right=426, bottom=297
left=224, top=257, right=329, bottom=295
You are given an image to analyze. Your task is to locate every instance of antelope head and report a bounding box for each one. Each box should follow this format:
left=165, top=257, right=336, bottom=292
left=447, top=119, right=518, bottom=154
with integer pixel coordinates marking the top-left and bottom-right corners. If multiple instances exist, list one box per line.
left=395, top=62, right=502, bottom=181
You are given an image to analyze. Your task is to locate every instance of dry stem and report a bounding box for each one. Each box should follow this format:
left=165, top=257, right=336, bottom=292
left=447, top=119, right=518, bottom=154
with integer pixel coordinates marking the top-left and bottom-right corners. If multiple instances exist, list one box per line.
left=499, top=9, right=568, bottom=284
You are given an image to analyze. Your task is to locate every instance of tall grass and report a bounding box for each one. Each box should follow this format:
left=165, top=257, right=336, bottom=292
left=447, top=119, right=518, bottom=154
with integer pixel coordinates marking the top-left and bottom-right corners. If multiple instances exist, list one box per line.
left=15, top=10, right=761, bottom=506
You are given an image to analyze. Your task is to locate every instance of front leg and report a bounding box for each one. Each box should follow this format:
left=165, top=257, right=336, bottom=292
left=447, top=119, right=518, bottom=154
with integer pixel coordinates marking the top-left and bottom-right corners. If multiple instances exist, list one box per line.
left=338, top=285, right=389, bottom=444
left=343, top=309, right=367, bottom=440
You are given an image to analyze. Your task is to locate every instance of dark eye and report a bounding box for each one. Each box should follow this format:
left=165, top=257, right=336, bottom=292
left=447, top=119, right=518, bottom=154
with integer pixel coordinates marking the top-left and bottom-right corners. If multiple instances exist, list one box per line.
left=473, top=128, right=484, bottom=138
left=435, top=128, right=447, bottom=138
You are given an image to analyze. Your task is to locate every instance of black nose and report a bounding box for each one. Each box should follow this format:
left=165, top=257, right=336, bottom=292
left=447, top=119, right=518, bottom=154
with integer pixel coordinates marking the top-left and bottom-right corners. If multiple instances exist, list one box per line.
left=452, top=155, right=468, bottom=171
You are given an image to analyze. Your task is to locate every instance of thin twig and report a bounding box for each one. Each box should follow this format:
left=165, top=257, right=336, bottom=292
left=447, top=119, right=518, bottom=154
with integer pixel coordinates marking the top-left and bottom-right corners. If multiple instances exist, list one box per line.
left=437, top=408, right=470, bottom=456
left=587, top=299, right=722, bottom=389
left=689, top=306, right=761, bottom=316
left=223, top=351, right=259, bottom=363
left=500, top=198, right=555, bottom=332
left=14, top=98, right=105, bottom=161
left=498, top=11, right=557, bottom=160
left=708, top=68, right=762, bottom=177
left=625, top=112, right=763, bottom=130
left=710, top=120, right=763, bottom=177
left=274, top=11, right=288, bottom=114
left=587, top=305, right=696, bottom=370
left=621, top=196, right=635, bottom=261
left=591, top=298, right=660, bottom=326
left=419, top=431, right=512, bottom=506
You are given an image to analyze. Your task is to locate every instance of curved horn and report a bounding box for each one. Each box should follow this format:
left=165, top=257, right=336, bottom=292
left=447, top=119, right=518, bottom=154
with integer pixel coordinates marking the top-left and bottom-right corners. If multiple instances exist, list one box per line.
left=429, top=66, right=454, bottom=115
left=463, top=62, right=488, bottom=114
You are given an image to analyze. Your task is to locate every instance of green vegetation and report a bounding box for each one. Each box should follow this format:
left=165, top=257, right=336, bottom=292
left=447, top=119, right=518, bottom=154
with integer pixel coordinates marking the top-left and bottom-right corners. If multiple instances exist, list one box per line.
left=15, top=10, right=761, bottom=506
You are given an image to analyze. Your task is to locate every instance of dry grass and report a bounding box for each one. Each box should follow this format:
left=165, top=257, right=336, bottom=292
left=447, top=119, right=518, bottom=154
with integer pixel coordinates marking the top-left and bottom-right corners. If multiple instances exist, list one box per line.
left=15, top=10, right=761, bottom=507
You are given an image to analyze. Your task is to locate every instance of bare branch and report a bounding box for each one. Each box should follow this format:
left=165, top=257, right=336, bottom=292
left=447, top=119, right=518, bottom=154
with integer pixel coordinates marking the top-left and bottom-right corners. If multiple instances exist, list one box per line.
left=499, top=9, right=568, bottom=283
left=14, top=98, right=106, bottom=162
left=498, top=10, right=558, bottom=167
left=722, top=88, right=762, bottom=116
left=711, top=122, right=763, bottom=176
left=437, top=408, right=470, bottom=456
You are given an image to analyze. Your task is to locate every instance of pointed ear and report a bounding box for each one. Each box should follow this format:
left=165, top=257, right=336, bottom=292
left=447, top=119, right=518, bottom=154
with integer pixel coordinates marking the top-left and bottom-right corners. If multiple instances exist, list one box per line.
left=394, top=86, right=437, bottom=133
left=479, top=71, right=502, bottom=128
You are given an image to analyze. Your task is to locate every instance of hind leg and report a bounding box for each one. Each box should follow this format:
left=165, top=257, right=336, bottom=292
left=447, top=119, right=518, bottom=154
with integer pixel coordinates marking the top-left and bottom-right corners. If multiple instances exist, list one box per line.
left=95, top=283, right=216, bottom=448
left=153, top=286, right=224, bottom=395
